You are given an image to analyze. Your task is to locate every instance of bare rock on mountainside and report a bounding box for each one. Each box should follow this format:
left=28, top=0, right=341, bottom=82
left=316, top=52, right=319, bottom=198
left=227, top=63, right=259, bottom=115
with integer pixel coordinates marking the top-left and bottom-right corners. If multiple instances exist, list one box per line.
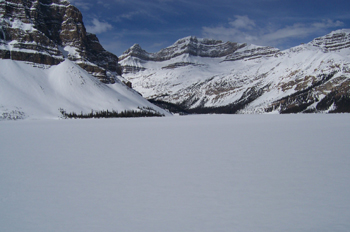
left=119, top=30, right=350, bottom=113
left=0, top=0, right=119, bottom=83
left=119, top=36, right=280, bottom=65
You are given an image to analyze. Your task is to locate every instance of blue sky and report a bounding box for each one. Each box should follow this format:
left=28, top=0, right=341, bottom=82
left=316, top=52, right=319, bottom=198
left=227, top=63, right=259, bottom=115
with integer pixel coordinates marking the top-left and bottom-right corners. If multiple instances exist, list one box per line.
left=69, top=0, right=350, bottom=56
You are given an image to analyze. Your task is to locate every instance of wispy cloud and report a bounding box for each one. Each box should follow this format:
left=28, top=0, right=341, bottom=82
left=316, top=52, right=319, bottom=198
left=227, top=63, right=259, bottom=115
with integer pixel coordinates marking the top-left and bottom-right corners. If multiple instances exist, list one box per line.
left=86, top=18, right=113, bottom=34
left=69, top=0, right=93, bottom=10
left=202, top=16, right=344, bottom=48
left=229, top=15, right=256, bottom=29
left=150, top=42, right=166, bottom=50
left=97, top=0, right=111, bottom=8
left=263, top=20, right=344, bottom=42
left=113, top=0, right=179, bottom=20
left=115, top=10, right=148, bottom=22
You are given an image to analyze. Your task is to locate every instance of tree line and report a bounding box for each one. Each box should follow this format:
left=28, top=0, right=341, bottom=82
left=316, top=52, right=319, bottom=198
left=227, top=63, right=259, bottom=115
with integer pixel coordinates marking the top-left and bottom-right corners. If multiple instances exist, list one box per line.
left=59, top=108, right=164, bottom=119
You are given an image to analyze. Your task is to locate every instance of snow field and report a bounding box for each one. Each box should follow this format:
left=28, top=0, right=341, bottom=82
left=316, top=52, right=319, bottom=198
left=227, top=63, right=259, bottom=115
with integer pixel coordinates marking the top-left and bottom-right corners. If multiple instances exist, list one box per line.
left=0, top=59, right=169, bottom=119
left=1, top=114, right=350, bottom=232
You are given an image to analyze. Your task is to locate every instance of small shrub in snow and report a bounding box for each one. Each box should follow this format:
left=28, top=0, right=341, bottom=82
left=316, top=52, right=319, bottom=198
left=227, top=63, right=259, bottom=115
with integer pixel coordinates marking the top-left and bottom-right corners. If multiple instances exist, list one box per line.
left=0, top=110, right=26, bottom=120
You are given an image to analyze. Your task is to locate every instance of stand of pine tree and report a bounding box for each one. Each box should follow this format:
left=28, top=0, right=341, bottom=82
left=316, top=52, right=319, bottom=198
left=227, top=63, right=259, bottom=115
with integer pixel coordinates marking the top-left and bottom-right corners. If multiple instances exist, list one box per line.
left=59, top=108, right=164, bottom=119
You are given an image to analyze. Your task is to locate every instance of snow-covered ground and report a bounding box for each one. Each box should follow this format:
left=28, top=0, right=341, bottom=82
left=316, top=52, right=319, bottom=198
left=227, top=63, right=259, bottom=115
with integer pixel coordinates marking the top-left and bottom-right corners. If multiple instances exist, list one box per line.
left=0, top=59, right=169, bottom=120
left=1, top=114, right=350, bottom=232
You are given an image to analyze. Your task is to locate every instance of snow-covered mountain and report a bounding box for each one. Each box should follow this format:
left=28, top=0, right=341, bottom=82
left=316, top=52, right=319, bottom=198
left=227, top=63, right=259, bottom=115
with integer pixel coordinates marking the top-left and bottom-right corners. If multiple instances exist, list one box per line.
left=0, top=59, right=169, bottom=120
left=0, top=0, right=169, bottom=119
left=0, top=0, right=120, bottom=83
left=119, top=30, right=350, bottom=114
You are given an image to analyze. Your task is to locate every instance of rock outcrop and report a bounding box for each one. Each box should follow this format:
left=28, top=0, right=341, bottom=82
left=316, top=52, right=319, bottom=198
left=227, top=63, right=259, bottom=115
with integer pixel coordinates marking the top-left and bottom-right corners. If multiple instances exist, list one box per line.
left=119, top=36, right=280, bottom=74
left=311, top=30, right=350, bottom=52
left=119, top=36, right=253, bottom=62
left=0, top=0, right=119, bottom=83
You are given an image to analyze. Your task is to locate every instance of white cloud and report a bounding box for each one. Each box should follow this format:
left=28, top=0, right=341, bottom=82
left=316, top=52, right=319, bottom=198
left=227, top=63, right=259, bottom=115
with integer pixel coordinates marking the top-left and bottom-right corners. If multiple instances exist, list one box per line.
left=229, top=15, right=256, bottom=29
left=86, top=18, right=113, bottom=34
left=115, top=11, right=145, bottom=21
left=263, top=20, right=344, bottom=42
left=97, top=1, right=111, bottom=8
left=202, top=16, right=345, bottom=48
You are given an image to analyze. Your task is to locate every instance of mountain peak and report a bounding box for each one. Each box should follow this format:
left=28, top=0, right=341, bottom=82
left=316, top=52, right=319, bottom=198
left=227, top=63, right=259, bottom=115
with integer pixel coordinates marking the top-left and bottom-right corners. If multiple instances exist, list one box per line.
left=174, top=36, right=225, bottom=46
left=120, top=43, right=150, bottom=61
left=120, top=36, right=250, bottom=62
left=0, top=0, right=118, bottom=83
left=310, top=28, right=350, bottom=52
left=131, top=44, right=143, bottom=49
left=174, top=36, right=199, bottom=45
left=119, top=35, right=280, bottom=64
left=128, top=43, right=148, bottom=53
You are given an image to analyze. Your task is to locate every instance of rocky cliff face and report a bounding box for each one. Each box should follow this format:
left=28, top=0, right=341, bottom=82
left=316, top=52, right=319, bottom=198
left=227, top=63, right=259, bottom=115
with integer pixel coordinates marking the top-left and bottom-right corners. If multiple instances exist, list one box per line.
left=0, top=0, right=119, bottom=83
left=311, top=30, right=350, bottom=52
left=119, top=36, right=277, bottom=62
left=119, top=29, right=350, bottom=114
left=119, top=36, right=280, bottom=74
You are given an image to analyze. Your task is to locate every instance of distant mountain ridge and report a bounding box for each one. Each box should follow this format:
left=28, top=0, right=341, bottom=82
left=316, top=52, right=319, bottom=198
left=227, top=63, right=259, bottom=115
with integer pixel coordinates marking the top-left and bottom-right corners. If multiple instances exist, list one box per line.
left=119, top=36, right=280, bottom=64
left=119, top=29, right=350, bottom=114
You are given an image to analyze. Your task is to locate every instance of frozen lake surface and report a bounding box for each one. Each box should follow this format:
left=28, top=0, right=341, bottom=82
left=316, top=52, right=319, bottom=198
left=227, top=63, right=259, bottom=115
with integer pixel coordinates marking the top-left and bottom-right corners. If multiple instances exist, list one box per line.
left=1, top=114, right=350, bottom=232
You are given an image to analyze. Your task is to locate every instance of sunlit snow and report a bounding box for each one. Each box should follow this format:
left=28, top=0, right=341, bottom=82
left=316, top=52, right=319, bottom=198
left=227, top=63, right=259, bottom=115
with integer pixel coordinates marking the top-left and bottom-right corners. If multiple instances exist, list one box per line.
left=0, top=59, right=169, bottom=119
left=1, top=114, right=350, bottom=232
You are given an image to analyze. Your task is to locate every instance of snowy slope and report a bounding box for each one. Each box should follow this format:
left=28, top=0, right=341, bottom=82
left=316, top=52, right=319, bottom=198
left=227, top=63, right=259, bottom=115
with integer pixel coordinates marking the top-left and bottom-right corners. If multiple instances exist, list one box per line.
left=120, top=29, right=350, bottom=113
left=1, top=114, right=350, bottom=232
left=0, top=59, right=170, bottom=120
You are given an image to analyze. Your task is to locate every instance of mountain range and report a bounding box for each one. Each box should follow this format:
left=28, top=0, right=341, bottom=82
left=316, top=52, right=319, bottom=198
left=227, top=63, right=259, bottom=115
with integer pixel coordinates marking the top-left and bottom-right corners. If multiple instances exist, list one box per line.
left=119, top=30, right=350, bottom=114
left=1, top=0, right=350, bottom=119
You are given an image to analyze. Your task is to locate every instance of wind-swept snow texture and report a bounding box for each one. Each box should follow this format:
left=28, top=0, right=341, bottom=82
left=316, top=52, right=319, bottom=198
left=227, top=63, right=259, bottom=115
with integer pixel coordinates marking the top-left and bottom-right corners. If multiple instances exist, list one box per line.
left=1, top=114, right=350, bottom=232
left=0, top=59, right=169, bottom=119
